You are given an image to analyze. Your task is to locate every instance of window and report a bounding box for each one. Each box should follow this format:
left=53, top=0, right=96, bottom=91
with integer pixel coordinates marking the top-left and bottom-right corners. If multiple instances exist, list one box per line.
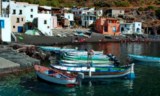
left=13, top=10, right=16, bottom=14
left=17, top=18, right=20, bottom=23
left=31, top=9, right=33, bottom=12
left=104, top=26, right=108, bottom=32
left=19, top=10, right=22, bottom=15
left=13, top=26, right=15, bottom=28
left=44, top=20, right=47, bottom=24
left=112, top=26, right=116, bottom=32
left=90, top=16, right=93, bottom=20
left=86, top=16, right=89, bottom=20
left=68, top=15, right=70, bottom=19
left=30, top=15, right=33, bottom=18
left=21, top=18, right=23, bottom=21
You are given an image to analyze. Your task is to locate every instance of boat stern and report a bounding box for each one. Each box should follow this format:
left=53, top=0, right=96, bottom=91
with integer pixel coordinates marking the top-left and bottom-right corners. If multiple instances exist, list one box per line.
left=127, top=63, right=135, bottom=79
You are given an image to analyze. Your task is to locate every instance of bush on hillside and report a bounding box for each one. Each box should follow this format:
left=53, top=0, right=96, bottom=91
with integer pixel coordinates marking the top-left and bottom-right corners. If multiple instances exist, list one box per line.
left=138, top=7, right=144, bottom=11
left=114, top=1, right=130, bottom=7
left=146, top=6, right=156, bottom=10
left=94, top=1, right=111, bottom=7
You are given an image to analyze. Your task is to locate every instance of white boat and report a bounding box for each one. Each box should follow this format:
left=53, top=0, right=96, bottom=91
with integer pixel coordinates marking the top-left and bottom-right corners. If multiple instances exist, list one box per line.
left=60, top=59, right=113, bottom=64
left=34, top=65, right=77, bottom=86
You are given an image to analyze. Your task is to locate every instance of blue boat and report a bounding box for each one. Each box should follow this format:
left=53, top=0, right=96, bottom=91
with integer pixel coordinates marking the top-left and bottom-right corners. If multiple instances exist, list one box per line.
left=51, top=64, right=135, bottom=79
left=39, top=46, right=61, bottom=53
left=128, top=54, right=160, bottom=63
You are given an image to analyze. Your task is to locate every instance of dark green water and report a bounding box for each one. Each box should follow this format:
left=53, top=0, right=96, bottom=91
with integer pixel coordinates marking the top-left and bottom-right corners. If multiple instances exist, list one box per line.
left=1, top=42, right=160, bottom=96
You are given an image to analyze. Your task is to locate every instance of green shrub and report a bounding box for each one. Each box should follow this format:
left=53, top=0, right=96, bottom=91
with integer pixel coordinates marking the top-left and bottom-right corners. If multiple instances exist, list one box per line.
left=146, top=6, right=156, bottom=10
left=94, top=1, right=111, bottom=7
left=138, top=7, right=144, bottom=11
left=114, top=1, right=130, bottom=7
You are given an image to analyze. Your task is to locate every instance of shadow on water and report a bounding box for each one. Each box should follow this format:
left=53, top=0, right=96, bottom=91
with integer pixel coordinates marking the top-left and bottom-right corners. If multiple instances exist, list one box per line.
left=133, top=61, right=160, bottom=68
left=19, top=77, right=76, bottom=96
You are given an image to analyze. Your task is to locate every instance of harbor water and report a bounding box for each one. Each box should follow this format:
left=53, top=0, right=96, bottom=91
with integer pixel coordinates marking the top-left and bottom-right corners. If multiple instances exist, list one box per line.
left=0, top=42, right=160, bottom=96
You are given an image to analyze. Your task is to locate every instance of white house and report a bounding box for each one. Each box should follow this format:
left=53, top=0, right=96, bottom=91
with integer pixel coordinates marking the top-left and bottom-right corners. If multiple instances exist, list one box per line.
left=9, top=1, right=38, bottom=22
left=0, top=17, right=11, bottom=42
left=33, top=14, right=57, bottom=36
left=38, top=6, right=52, bottom=14
left=133, top=22, right=142, bottom=34
left=72, top=7, right=95, bottom=17
left=11, top=15, right=25, bottom=32
left=107, top=8, right=125, bottom=17
left=72, top=7, right=103, bottom=27
left=81, top=14, right=96, bottom=27
left=64, top=13, right=74, bottom=26
left=120, top=22, right=142, bottom=35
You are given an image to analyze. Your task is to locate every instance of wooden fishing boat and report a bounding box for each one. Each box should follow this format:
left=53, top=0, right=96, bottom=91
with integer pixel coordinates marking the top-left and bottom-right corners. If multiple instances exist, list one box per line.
left=39, top=46, right=77, bottom=53
left=128, top=54, right=160, bottom=63
left=39, top=46, right=61, bottom=52
left=60, top=59, right=113, bottom=64
left=55, top=63, right=115, bottom=67
left=66, top=50, right=104, bottom=56
left=62, top=54, right=110, bottom=61
left=51, top=64, right=135, bottom=79
left=34, top=65, right=77, bottom=85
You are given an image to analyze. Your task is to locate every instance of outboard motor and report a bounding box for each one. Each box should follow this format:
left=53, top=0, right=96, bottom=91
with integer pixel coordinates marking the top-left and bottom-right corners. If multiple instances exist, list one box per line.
left=107, top=53, right=120, bottom=67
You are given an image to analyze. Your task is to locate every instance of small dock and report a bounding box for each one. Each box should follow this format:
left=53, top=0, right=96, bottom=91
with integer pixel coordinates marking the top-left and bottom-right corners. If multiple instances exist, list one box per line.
left=0, top=45, right=40, bottom=75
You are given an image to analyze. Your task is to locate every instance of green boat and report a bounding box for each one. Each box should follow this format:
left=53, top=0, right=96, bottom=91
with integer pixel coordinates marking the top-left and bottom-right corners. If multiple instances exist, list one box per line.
left=62, top=56, right=109, bottom=61
left=61, top=53, right=110, bottom=61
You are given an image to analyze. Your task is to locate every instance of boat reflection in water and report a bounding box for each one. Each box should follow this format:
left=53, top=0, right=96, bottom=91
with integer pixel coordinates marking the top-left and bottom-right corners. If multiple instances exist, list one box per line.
left=20, top=77, right=76, bottom=96
left=76, top=79, right=134, bottom=96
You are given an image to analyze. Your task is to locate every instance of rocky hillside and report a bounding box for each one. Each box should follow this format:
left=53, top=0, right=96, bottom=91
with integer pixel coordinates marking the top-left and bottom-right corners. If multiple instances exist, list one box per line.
left=14, top=0, right=160, bottom=7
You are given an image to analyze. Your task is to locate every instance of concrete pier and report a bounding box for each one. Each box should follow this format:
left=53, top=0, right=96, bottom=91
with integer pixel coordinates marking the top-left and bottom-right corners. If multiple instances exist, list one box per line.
left=0, top=45, right=40, bottom=75
left=0, top=57, right=20, bottom=69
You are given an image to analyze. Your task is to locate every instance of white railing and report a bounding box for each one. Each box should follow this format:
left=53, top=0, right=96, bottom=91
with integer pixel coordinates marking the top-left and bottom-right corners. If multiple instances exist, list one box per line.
left=11, top=32, right=17, bottom=42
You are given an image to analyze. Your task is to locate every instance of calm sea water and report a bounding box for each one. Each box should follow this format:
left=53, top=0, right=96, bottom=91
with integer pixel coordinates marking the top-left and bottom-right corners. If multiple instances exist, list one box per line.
left=1, top=42, right=160, bottom=96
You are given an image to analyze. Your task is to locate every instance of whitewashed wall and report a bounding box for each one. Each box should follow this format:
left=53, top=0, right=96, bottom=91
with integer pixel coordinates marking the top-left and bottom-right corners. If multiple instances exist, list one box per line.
left=9, top=1, right=38, bottom=22
left=0, top=17, right=11, bottom=42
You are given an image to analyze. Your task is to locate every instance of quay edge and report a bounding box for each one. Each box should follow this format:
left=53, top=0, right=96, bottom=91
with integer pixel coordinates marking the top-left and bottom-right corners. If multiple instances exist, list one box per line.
left=0, top=45, right=40, bottom=76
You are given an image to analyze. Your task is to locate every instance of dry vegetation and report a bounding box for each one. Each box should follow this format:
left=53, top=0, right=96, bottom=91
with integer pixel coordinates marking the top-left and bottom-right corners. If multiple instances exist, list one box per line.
left=15, top=0, right=160, bottom=7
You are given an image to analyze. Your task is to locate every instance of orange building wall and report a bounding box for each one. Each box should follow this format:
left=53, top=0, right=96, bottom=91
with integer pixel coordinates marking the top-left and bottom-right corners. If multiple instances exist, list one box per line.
left=95, top=18, right=120, bottom=36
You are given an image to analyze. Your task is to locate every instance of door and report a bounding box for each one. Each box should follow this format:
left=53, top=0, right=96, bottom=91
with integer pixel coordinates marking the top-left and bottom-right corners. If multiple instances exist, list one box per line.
left=18, top=26, right=23, bottom=33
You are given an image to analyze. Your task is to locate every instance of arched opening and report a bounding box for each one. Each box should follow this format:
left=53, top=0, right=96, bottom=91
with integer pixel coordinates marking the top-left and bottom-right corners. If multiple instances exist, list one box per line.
left=136, top=28, right=140, bottom=33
